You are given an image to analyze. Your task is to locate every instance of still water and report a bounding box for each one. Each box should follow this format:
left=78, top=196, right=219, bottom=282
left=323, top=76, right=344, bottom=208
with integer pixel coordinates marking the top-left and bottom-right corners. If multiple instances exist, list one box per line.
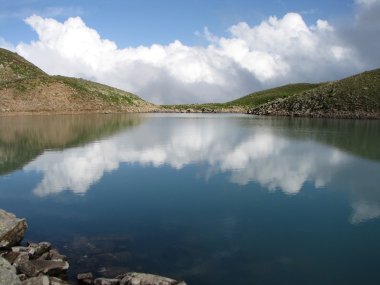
left=1, top=113, right=380, bottom=284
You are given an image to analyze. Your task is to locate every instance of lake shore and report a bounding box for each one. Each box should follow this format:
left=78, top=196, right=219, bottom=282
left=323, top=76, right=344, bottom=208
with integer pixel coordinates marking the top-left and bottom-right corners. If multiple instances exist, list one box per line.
left=0, top=208, right=187, bottom=285
left=1, top=108, right=380, bottom=119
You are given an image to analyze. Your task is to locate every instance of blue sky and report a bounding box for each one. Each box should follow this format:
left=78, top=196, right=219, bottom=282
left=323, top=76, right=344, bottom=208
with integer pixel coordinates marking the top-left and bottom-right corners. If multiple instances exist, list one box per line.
left=1, top=0, right=353, bottom=46
left=0, top=0, right=379, bottom=103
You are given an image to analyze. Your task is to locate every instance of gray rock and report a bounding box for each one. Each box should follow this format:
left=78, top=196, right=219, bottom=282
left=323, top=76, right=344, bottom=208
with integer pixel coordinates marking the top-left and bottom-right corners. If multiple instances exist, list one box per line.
left=0, top=209, right=28, bottom=248
left=78, top=272, right=94, bottom=284
left=17, top=259, right=69, bottom=277
left=27, top=242, right=51, bottom=258
left=48, top=277, right=71, bottom=285
left=0, top=256, right=22, bottom=285
left=120, top=272, right=186, bottom=285
left=21, top=276, right=49, bottom=285
left=3, top=250, right=21, bottom=264
left=94, top=278, right=119, bottom=285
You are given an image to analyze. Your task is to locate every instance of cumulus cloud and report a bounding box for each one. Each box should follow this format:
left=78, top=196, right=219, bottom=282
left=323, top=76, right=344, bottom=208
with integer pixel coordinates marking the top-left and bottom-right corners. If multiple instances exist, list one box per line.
left=14, top=11, right=362, bottom=104
left=340, top=0, right=380, bottom=70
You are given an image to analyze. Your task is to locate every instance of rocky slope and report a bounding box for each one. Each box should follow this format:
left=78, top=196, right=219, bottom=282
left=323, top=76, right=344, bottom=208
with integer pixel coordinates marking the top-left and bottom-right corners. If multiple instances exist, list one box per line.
left=250, top=69, right=380, bottom=119
left=0, top=48, right=158, bottom=114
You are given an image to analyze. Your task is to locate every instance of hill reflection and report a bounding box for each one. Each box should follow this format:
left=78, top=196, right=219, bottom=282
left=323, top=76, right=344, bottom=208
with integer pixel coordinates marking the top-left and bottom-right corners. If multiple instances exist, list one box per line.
left=19, top=115, right=380, bottom=224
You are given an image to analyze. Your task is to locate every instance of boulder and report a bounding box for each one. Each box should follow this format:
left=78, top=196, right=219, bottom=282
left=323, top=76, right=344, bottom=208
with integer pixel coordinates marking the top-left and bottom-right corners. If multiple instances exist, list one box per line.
left=120, top=272, right=187, bottom=285
left=0, top=209, right=28, bottom=248
left=21, top=276, right=49, bottom=285
left=17, top=259, right=69, bottom=277
left=0, top=256, right=22, bottom=285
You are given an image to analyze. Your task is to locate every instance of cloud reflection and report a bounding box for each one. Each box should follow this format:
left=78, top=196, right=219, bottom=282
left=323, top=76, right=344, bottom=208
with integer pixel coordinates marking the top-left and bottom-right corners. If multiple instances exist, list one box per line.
left=24, top=117, right=380, bottom=223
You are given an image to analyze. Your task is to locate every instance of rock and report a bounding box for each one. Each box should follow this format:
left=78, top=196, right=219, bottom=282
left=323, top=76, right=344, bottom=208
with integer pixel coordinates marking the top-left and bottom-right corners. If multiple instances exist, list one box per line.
left=27, top=242, right=51, bottom=258
left=13, top=252, right=30, bottom=269
left=21, top=276, right=49, bottom=285
left=0, top=256, right=22, bottom=285
left=94, top=278, right=119, bottom=285
left=17, top=259, right=69, bottom=277
left=0, top=209, right=28, bottom=249
left=3, top=250, right=21, bottom=264
left=18, top=274, right=28, bottom=281
left=48, top=249, right=67, bottom=261
left=48, top=277, right=71, bottom=285
left=78, top=272, right=94, bottom=284
left=120, top=272, right=187, bottom=285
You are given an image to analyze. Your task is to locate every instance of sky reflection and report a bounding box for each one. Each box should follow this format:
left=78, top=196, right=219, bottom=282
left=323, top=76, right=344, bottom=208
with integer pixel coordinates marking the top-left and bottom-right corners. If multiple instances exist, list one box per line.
left=23, top=116, right=380, bottom=224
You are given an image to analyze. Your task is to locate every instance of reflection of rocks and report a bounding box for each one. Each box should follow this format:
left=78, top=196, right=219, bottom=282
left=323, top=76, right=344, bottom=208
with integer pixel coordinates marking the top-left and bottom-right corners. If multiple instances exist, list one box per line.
left=0, top=209, right=28, bottom=248
left=0, top=209, right=187, bottom=285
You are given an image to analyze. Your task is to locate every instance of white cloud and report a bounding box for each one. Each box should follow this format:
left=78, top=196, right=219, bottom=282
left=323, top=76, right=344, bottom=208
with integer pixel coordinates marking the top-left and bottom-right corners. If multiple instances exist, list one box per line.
left=14, top=12, right=360, bottom=104
left=355, top=0, right=380, bottom=6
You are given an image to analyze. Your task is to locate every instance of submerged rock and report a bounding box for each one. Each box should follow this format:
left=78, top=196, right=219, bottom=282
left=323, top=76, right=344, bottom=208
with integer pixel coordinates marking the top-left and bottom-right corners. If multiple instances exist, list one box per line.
left=0, top=209, right=28, bottom=248
left=77, top=272, right=94, bottom=284
left=0, top=256, right=22, bottom=285
left=120, top=272, right=187, bottom=285
left=94, top=278, right=119, bottom=285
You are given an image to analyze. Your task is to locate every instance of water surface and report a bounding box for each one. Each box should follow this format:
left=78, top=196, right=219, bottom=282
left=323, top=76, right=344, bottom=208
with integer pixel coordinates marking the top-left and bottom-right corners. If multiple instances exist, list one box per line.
left=1, top=113, right=380, bottom=285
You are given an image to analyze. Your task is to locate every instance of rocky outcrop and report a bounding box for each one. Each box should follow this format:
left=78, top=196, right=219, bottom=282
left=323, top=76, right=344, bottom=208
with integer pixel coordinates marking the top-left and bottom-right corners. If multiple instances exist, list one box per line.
left=1, top=242, right=69, bottom=284
left=0, top=209, right=28, bottom=248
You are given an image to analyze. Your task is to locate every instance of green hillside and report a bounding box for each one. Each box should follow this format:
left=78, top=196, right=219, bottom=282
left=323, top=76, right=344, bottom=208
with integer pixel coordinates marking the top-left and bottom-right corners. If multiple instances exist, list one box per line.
left=0, top=48, right=157, bottom=114
left=0, top=48, right=47, bottom=83
left=228, top=83, right=322, bottom=108
left=162, top=83, right=322, bottom=113
left=251, top=69, right=380, bottom=118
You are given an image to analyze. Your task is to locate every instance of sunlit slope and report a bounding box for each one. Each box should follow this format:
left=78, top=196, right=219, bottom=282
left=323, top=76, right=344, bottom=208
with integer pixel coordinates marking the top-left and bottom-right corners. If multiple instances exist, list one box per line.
left=0, top=48, right=157, bottom=113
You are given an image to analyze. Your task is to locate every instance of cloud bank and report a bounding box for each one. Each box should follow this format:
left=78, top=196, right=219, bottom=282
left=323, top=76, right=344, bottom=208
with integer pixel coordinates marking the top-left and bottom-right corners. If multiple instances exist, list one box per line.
left=8, top=0, right=379, bottom=104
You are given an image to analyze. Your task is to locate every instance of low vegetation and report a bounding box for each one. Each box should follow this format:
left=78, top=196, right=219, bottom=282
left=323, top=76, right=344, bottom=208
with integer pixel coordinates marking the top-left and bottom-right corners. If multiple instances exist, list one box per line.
left=251, top=69, right=380, bottom=118
left=161, top=83, right=322, bottom=113
left=0, top=48, right=157, bottom=114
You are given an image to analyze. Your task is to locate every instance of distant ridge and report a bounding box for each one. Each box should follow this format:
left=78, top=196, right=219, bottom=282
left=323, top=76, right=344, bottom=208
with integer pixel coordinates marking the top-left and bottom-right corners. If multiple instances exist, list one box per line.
left=0, top=48, right=157, bottom=114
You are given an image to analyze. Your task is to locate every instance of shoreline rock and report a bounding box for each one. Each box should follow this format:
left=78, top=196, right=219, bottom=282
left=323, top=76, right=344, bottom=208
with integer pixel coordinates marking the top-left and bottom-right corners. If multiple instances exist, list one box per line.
left=0, top=209, right=187, bottom=285
left=0, top=209, right=28, bottom=249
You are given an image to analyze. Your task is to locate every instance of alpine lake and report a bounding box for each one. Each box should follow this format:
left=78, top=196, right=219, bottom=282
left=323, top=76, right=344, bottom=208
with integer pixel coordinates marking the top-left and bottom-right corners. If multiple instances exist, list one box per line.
left=1, top=113, right=380, bottom=285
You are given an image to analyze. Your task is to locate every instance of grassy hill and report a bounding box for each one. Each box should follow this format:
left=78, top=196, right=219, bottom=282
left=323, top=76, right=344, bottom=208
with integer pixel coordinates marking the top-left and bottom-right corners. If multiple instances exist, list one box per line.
left=0, top=48, right=157, bottom=114
left=161, top=83, right=322, bottom=113
left=251, top=69, right=380, bottom=119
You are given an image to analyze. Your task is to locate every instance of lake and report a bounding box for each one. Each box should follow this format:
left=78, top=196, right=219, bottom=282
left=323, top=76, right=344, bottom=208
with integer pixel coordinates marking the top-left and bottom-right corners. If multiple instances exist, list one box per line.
left=1, top=113, right=380, bottom=285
